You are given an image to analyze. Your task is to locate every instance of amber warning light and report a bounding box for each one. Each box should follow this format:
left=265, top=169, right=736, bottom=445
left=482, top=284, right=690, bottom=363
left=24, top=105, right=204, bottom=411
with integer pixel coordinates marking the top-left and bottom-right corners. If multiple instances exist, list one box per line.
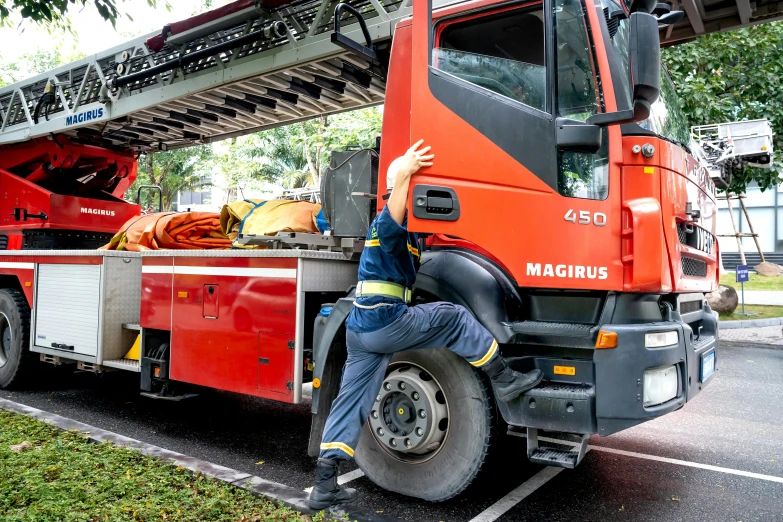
left=595, top=331, right=618, bottom=349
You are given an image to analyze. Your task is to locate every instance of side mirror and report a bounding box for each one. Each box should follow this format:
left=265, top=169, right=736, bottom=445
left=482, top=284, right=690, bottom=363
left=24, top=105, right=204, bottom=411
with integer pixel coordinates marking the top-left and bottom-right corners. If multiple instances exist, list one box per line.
left=556, top=118, right=602, bottom=154
left=629, top=11, right=661, bottom=107
left=587, top=12, right=661, bottom=127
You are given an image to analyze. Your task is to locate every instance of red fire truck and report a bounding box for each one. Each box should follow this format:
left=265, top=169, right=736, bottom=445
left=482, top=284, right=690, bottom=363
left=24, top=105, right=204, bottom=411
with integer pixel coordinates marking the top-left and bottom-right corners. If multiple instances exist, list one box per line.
left=0, top=0, right=732, bottom=501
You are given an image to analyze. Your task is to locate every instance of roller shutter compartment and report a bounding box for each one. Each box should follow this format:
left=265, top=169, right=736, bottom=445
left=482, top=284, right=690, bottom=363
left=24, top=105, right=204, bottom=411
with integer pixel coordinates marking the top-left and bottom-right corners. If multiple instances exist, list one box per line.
left=34, top=264, right=101, bottom=356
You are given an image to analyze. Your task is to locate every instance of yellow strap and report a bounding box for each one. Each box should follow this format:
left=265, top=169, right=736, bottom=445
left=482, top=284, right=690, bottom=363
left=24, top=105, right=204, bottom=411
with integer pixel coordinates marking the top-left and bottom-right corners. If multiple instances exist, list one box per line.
left=407, top=243, right=420, bottom=257
left=320, top=442, right=355, bottom=457
left=357, top=280, right=410, bottom=302
left=471, top=339, right=499, bottom=367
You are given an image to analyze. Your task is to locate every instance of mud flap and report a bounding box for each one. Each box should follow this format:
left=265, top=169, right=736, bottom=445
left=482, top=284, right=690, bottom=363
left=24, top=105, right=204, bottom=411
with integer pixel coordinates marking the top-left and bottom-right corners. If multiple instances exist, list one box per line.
left=307, top=297, right=352, bottom=457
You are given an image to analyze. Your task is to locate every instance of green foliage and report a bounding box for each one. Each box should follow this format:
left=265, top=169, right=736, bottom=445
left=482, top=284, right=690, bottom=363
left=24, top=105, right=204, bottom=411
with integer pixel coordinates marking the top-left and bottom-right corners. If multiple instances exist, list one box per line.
left=130, top=146, right=214, bottom=211
left=719, top=271, right=783, bottom=291
left=0, top=46, right=85, bottom=86
left=125, top=108, right=382, bottom=209
left=233, top=126, right=312, bottom=189
left=718, top=304, right=783, bottom=320
left=224, top=107, right=383, bottom=190
left=663, top=23, right=783, bottom=194
left=0, top=410, right=305, bottom=521
left=0, top=0, right=169, bottom=32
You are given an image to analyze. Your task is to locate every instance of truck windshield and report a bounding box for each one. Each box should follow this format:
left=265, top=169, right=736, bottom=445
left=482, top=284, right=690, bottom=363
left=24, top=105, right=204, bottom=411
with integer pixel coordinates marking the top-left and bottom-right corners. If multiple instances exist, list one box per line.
left=602, top=0, right=690, bottom=147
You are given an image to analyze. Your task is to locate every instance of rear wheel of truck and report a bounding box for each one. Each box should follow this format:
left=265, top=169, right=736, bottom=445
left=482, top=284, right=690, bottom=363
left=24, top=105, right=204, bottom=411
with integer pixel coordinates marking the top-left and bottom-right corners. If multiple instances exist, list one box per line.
left=354, top=347, right=495, bottom=501
left=0, top=289, right=32, bottom=389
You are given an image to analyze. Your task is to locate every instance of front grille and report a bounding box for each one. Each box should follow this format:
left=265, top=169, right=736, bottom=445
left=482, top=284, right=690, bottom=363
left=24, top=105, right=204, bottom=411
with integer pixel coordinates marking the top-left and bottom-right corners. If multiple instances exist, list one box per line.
left=677, top=225, right=687, bottom=244
left=682, top=257, right=707, bottom=277
left=677, top=223, right=715, bottom=255
left=0, top=235, right=7, bottom=250
left=680, top=300, right=703, bottom=314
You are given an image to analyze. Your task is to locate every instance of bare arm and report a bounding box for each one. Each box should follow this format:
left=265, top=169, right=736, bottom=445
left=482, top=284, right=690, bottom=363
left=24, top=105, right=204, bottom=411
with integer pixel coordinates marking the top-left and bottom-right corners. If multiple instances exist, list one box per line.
left=387, top=140, right=434, bottom=225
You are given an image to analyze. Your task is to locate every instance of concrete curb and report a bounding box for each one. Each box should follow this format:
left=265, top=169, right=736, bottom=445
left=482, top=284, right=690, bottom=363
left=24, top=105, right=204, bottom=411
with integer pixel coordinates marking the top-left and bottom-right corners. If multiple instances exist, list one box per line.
left=719, top=318, right=783, bottom=330
left=0, top=398, right=396, bottom=522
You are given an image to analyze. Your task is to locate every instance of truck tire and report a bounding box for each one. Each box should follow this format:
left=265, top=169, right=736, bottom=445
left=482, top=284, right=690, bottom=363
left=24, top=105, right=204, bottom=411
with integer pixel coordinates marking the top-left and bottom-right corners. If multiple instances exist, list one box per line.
left=354, top=347, right=495, bottom=501
left=0, top=289, right=32, bottom=389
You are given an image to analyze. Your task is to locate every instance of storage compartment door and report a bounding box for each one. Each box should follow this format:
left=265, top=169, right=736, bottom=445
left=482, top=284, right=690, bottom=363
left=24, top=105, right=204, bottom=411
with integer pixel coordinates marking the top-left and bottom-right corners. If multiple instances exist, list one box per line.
left=35, top=264, right=101, bottom=356
left=258, top=330, right=294, bottom=394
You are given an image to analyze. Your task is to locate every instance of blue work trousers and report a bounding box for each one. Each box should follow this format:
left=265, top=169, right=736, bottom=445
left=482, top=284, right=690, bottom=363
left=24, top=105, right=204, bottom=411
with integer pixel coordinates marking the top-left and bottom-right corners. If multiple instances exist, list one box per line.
left=319, top=302, right=497, bottom=460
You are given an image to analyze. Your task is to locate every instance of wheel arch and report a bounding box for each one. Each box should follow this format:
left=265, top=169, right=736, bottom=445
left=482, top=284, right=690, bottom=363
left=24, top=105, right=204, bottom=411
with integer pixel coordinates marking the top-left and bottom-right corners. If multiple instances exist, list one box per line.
left=0, top=275, right=28, bottom=305
left=414, top=249, right=522, bottom=343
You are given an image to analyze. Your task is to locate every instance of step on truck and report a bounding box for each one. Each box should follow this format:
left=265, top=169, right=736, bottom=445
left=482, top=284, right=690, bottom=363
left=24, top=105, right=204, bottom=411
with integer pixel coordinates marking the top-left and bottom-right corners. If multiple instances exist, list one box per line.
left=0, top=0, right=722, bottom=501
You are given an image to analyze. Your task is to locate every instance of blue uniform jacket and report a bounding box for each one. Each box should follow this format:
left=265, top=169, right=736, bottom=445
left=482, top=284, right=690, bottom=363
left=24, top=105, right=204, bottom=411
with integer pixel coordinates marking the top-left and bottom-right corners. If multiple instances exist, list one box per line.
left=345, top=205, right=420, bottom=333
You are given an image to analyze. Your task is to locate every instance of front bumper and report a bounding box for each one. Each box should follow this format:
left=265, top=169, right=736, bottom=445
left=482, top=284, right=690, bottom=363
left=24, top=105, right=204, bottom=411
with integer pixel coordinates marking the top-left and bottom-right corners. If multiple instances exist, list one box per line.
left=497, top=303, right=718, bottom=436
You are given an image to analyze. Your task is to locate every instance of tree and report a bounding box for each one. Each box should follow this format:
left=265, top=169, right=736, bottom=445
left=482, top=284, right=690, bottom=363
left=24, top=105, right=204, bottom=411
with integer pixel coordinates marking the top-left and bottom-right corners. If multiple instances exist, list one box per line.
left=240, top=125, right=313, bottom=189
left=0, top=0, right=168, bottom=32
left=0, top=47, right=85, bottom=86
left=129, top=146, right=214, bottom=211
left=662, top=23, right=783, bottom=194
left=236, top=107, right=384, bottom=190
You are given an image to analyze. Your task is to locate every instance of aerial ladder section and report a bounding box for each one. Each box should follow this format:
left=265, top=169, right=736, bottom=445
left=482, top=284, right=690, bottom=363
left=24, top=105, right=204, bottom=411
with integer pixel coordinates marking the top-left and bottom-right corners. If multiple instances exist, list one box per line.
left=0, top=0, right=433, bottom=151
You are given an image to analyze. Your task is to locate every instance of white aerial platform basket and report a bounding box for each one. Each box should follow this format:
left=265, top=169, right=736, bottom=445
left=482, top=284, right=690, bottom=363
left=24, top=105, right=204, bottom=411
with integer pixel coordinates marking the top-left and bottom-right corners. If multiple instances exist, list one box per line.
left=690, top=119, right=774, bottom=188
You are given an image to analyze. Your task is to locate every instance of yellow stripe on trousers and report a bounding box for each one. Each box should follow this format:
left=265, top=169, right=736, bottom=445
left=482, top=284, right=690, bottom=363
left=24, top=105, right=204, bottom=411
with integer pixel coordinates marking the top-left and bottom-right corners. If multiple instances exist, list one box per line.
left=320, top=442, right=355, bottom=457
left=471, top=339, right=499, bottom=367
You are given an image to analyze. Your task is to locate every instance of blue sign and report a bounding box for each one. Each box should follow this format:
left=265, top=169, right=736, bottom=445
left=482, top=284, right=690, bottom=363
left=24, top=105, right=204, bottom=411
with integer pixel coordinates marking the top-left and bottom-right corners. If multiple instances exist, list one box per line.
left=736, top=265, right=749, bottom=283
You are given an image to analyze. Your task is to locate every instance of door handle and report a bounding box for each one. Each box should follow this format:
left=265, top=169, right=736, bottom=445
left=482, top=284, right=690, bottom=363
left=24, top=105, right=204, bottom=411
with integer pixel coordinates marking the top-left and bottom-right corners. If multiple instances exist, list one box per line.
left=412, top=185, right=460, bottom=221
left=425, top=196, right=453, bottom=210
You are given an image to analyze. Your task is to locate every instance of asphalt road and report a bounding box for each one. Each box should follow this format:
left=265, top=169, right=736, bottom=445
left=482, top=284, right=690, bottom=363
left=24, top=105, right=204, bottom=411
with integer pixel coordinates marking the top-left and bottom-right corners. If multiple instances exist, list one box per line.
left=4, top=341, right=782, bottom=522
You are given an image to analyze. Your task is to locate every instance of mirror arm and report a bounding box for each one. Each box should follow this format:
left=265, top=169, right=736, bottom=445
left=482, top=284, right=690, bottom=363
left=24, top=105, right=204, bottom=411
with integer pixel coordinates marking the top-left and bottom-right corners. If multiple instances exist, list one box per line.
left=586, top=99, right=652, bottom=127
left=556, top=117, right=602, bottom=154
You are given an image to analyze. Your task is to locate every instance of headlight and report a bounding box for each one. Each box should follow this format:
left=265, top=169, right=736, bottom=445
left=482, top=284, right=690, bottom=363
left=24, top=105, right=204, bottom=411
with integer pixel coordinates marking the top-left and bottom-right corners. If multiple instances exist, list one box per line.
left=645, top=331, right=678, bottom=348
left=643, top=365, right=678, bottom=407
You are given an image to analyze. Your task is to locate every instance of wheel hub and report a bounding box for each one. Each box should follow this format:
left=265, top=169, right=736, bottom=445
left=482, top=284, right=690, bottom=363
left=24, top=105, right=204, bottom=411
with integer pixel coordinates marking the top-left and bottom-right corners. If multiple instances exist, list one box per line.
left=369, top=364, right=448, bottom=457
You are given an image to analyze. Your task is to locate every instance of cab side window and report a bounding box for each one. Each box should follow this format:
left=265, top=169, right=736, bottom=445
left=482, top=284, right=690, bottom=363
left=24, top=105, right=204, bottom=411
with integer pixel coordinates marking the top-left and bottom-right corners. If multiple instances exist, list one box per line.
left=554, top=0, right=609, bottom=200
left=434, top=8, right=547, bottom=112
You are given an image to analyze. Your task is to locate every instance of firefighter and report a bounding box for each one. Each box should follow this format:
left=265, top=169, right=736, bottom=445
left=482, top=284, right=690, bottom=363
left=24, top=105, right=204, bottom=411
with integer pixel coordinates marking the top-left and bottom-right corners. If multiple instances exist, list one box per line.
left=308, top=140, right=543, bottom=510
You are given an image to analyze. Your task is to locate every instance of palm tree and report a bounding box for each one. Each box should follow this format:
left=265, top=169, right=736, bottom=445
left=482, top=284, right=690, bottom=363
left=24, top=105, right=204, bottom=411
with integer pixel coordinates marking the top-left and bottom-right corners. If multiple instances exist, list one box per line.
left=242, top=126, right=319, bottom=189
left=131, top=146, right=213, bottom=210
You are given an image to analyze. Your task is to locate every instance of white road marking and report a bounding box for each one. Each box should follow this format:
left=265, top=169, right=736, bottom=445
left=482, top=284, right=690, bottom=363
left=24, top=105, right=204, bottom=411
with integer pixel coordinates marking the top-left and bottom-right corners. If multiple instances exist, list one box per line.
left=304, top=469, right=366, bottom=492
left=508, top=431, right=783, bottom=484
left=468, top=465, right=568, bottom=522
left=336, top=468, right=366, bottom=484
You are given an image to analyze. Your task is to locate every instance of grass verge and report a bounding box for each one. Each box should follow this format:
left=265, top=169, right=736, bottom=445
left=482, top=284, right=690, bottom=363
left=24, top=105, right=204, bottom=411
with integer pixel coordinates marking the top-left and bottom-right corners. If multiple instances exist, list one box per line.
left=719, top=304, right=783, bottom=321
left=0, top=409, right=313, bottom=522
left=720, top=272, right=783, bottom=291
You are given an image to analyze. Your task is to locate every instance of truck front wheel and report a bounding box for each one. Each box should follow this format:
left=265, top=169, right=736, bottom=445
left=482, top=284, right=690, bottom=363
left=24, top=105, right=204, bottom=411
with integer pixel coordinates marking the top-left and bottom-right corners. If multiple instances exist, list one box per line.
left=354, top=347, right=495, bottom=501
left=0, top=289, right=32, bottom=389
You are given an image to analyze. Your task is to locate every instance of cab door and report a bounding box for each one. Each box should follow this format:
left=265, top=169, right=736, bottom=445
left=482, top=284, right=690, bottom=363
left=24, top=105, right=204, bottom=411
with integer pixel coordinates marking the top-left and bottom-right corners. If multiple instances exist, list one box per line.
left=407, top=0, right=623, bottom=290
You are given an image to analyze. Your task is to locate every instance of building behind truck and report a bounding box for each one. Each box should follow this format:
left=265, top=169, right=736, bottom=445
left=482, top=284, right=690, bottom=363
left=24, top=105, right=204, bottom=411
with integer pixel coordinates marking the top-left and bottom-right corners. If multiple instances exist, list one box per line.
left=0, top=0, right=761, bottom=502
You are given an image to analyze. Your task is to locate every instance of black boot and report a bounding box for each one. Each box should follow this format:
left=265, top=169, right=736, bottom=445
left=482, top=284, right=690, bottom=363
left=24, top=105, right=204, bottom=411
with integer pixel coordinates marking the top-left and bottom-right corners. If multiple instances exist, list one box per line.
left=308, top=458, right=359, bottom=510
left=483, top=356, right=543, bottom=402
